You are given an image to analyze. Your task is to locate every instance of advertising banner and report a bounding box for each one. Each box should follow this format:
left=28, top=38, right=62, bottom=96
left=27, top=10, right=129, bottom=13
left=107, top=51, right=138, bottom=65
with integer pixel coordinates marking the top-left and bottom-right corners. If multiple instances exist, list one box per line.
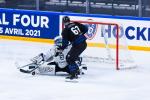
left=0, top=9, right=59, bottom=39
left=1, top=9, right=150, bottom=51
left=59, top=15, right=150, bottom=51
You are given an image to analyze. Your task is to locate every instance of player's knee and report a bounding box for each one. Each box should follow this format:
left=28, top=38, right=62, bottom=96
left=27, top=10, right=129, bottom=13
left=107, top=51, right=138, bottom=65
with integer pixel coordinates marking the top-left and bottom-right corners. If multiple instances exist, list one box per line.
left=67, top=54, right=81, bottom=65
left=66, top=56, right=71, bottom=64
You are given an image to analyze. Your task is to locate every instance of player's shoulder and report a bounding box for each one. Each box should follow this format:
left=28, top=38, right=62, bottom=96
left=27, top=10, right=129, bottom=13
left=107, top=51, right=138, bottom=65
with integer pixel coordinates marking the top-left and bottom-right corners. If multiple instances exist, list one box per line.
left=68, top=22, right=80, bottom=26
left=73, top=22, right=81, bottom=25
left=64, top=22, right=83, bottom=30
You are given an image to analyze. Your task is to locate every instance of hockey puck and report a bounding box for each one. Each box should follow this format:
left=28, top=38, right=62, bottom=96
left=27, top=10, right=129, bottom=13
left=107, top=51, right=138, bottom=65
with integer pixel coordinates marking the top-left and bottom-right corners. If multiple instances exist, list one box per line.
left=32, top=71, right=35, bottom=75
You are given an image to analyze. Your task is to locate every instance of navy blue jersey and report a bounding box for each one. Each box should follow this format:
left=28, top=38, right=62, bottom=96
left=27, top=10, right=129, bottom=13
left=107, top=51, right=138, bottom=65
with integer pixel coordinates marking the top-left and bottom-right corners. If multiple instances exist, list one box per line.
left=61, top=22, right=88, bottom=49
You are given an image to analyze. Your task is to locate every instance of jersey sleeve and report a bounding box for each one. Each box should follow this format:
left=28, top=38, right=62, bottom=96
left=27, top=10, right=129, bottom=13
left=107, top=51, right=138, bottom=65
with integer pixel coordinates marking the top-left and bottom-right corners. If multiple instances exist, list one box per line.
left=75, top=22, right=88, bottom=34
left=61, top=29, right=69, bottom=50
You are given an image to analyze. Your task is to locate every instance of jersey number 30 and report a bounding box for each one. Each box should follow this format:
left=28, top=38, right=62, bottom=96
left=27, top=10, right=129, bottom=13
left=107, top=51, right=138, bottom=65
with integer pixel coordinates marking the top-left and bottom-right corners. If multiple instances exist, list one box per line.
left=71, top=26, right=81, bottom=35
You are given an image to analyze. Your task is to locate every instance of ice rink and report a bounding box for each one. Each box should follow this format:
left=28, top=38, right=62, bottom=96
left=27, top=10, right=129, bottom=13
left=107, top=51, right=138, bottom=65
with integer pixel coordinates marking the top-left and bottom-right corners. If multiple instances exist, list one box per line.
left=0, top=39, right=150, bottom=100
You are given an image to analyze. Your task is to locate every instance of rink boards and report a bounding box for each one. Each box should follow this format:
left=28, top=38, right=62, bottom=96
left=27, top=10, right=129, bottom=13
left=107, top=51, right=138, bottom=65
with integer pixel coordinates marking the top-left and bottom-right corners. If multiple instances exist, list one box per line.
left=0, top=8, right=150, bottom=51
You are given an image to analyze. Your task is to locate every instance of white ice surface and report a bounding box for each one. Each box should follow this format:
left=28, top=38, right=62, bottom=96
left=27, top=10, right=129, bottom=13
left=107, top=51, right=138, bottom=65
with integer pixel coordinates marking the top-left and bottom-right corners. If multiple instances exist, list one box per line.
left=0, top=39, right=150, bottom=100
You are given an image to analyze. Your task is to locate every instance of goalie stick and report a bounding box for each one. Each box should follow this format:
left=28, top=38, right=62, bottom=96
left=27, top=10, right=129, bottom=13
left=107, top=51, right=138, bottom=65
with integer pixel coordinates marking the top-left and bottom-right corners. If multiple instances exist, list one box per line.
left=19, top=66, right=39, bottom=75
left=15, top=62, right=37, bottom=69
left=15, top=61, right=43, bottom=75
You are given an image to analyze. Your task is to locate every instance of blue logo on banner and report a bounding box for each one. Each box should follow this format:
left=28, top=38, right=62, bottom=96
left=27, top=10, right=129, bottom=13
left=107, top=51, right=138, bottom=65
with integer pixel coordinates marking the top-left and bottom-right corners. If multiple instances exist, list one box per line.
left=84, top=23, right=97, bottom=40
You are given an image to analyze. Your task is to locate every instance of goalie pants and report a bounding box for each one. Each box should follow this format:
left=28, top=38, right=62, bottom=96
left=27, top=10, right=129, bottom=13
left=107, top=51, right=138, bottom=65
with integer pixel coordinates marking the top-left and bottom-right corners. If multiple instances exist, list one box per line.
left=66, top=41, right=87, bottom=73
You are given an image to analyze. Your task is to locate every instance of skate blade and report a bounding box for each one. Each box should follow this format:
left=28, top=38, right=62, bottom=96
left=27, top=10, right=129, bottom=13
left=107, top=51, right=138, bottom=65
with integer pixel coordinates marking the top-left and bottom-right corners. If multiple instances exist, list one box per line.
left=65, top=79, right=78, bottom=83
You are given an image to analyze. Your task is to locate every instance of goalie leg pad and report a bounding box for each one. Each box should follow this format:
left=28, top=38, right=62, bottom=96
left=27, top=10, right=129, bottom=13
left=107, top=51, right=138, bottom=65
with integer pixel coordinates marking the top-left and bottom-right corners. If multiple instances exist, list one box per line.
left=37, top=62, right=56, bottom=75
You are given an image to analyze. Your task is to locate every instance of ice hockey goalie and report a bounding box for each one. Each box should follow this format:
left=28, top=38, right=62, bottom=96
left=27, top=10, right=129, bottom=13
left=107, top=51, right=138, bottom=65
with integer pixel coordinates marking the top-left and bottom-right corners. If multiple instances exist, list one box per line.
left=18, top=36, right=87, bottom=76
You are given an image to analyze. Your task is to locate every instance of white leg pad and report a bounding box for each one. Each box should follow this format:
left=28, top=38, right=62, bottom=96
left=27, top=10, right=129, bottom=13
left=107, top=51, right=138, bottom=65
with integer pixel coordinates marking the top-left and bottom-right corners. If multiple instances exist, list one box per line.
left=38, top=62, right=56, bottom=75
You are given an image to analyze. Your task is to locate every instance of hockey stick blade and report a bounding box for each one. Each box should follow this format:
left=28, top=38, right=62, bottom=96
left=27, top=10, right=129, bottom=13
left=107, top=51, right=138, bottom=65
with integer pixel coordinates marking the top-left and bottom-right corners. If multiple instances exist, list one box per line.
left=20, top=69, right=31, bottom=73
left=19, top=67, right=38, bottom=74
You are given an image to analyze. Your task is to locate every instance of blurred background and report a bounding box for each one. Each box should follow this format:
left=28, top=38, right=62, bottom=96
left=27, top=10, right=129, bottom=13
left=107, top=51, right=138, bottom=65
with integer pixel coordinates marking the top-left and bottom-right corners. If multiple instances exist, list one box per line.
left=0, top=0, right=149, bottom=17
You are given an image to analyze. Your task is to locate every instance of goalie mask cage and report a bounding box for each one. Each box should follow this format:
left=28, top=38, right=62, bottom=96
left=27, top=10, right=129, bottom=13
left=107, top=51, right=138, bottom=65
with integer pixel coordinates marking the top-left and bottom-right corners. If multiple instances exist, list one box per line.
left=70, top=20, right=136, bottom=70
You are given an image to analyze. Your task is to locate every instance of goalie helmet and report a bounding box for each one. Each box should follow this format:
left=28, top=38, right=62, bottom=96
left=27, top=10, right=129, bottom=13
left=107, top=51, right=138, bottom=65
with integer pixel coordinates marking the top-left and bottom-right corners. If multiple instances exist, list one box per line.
left=54, top=36, right=62, bottom=48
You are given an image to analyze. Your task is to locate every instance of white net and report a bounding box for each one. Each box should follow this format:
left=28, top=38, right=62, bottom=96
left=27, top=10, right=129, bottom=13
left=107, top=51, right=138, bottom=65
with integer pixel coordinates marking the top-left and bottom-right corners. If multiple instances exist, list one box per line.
left=78, top=21, right=137, bottom=70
